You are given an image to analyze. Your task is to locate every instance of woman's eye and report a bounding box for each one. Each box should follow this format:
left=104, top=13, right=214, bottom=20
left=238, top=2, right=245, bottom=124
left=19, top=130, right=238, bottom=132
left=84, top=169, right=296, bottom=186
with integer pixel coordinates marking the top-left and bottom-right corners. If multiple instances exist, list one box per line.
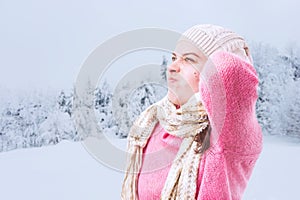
left=184, top=57, right=195, bottom=62
left=171, top=56, right=176, bottom=62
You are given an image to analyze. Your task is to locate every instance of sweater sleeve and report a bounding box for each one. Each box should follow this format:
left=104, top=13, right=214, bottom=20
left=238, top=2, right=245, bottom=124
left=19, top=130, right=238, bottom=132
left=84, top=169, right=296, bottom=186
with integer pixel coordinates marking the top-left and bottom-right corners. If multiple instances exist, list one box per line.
left=199, top=51, right=263, bottom=154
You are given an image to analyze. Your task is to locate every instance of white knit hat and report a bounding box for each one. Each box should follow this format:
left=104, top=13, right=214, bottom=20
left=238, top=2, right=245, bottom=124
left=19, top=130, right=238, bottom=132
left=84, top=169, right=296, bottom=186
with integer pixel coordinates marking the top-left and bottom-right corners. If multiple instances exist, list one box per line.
left=180, top=24, right=253, bottom=63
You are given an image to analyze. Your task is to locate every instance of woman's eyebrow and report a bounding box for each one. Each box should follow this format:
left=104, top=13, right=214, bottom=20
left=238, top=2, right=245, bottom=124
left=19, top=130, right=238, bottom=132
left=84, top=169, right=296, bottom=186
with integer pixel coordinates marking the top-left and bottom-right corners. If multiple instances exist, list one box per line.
left=182, top=52, right=200, bottom=58
left=172, top=52, right=201, bottom=58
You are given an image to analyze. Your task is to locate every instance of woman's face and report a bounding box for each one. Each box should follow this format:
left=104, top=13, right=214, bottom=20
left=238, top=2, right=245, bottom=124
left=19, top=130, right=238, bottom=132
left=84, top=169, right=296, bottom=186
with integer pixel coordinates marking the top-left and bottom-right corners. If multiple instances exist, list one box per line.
left=167, top=39, right=207, bottom=105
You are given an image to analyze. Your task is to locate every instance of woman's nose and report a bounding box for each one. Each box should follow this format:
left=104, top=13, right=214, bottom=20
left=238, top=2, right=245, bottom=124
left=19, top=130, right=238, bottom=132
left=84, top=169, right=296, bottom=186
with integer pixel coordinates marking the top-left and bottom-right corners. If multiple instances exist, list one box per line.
left=168, top=60, right=180, bottom=73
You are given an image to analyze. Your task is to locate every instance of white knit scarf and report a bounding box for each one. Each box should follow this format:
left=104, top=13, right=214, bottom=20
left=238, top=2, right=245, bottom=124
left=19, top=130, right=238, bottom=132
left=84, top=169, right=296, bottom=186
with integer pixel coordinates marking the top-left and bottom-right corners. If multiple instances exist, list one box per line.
left=121, top=93, right=209, bottom=200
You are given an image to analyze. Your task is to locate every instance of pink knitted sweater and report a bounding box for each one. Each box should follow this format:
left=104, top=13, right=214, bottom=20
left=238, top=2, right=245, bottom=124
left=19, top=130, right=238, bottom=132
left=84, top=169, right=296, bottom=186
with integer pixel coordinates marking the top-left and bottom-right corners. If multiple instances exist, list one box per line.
left=137, top=52, right=263, bottom=200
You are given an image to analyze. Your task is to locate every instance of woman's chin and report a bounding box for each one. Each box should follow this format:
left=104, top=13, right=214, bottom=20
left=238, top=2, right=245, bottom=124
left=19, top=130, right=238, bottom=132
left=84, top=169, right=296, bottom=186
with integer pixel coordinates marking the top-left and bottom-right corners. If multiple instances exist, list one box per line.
left=167, top=92, right=195, bottom=105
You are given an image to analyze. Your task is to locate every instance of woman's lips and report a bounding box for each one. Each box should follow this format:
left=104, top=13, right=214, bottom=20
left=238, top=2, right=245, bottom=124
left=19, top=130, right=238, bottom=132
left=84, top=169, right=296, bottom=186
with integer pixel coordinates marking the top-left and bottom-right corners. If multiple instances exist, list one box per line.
left=168, top=77, right=178, bottom=82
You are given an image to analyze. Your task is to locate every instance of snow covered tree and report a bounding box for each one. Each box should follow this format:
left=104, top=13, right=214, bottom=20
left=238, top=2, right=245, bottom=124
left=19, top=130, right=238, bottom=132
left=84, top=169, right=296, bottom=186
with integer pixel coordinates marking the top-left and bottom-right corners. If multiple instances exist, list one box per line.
left=117, top=83, right=167, bottom=137
left=283, top=43, right=300, bottom=80
left=94, top=80, right=119, bottom=136
left=251, top=42, right=300, bottom=138
left=58, top=91, right=73, bottom=116
left=160, top=55, right=168, bottom=82
left=72, top=79, right=100, bottom=140
left=250, top=42, right=278, bottom=134
left=0, top=89, right=58, bottom=151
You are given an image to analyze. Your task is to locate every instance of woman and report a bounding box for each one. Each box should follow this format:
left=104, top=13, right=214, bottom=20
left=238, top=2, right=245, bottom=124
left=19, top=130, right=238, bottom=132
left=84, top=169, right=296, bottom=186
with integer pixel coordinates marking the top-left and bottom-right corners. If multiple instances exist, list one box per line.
left=121, top=24, right=263, bottom=200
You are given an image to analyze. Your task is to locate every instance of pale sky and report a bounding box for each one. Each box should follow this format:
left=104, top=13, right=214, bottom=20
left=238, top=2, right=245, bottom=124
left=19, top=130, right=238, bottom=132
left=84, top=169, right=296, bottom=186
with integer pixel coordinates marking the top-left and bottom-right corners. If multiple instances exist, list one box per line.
left=0, top=0, right=299, bottom=90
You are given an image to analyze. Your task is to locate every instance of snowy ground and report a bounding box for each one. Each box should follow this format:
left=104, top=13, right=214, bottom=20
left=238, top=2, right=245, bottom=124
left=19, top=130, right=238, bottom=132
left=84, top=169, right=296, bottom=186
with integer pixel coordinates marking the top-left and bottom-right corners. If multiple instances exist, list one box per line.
left=0, top=135, right=299, bottom=200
